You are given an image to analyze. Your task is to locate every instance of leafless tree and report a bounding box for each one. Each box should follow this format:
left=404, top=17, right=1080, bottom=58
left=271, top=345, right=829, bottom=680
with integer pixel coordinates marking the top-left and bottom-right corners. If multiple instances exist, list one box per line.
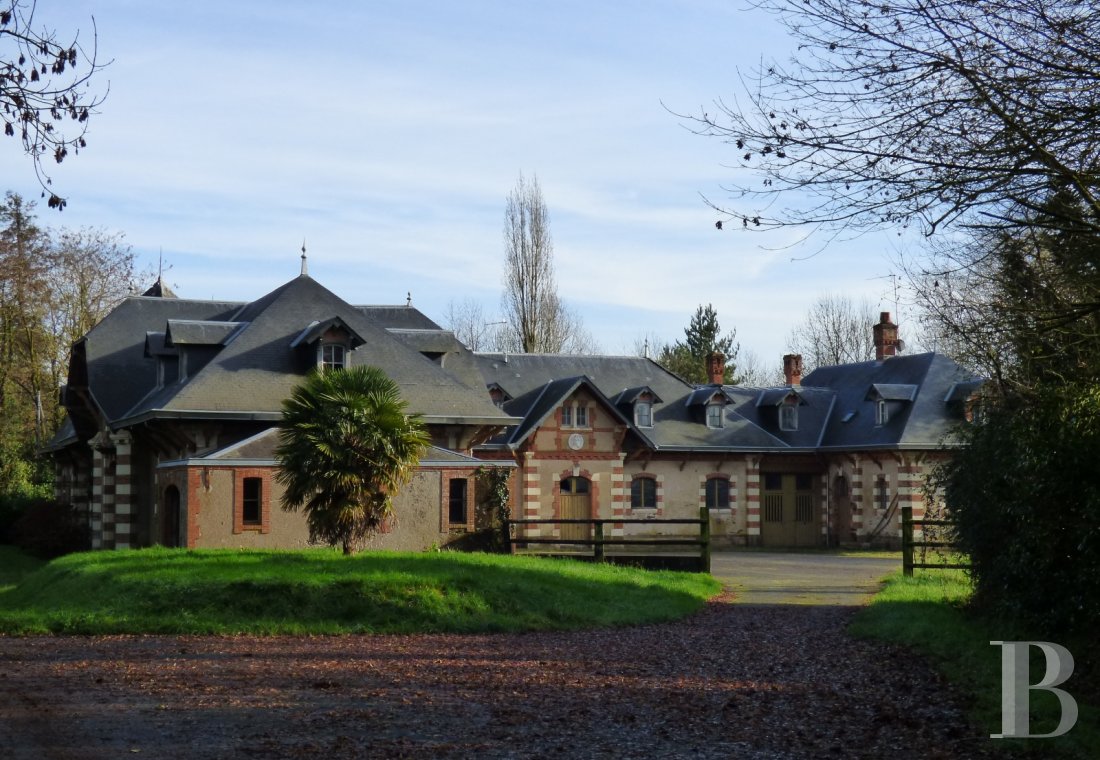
left=45, top=226, right=140, bottom=397
left=786, top=293, right=876, bottom=373
left=500, top=173, right=595, bottom=354
left=685, top=0, right=1100, bottom=240
left=906, top=193, right=1100, bottom=394
left=735, top=348, right=780, bottom=386
left=1, top=1, right=107, bottom=209
left=443, top=298, right=494, bottom=352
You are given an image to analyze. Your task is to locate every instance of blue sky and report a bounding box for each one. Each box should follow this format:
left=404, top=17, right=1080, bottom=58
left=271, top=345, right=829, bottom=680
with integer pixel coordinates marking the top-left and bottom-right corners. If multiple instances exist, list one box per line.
left=5, top=0, right=912, bottom=367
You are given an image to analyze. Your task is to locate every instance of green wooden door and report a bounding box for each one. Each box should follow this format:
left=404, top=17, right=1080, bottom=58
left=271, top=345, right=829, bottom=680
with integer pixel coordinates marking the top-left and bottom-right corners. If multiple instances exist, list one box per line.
left=760, top=474, right=819, bottom=547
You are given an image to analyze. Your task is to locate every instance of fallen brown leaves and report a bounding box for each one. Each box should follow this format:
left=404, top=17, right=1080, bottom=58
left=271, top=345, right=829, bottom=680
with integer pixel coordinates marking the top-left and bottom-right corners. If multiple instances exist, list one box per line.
left=0, top=600, right=991, bottom=759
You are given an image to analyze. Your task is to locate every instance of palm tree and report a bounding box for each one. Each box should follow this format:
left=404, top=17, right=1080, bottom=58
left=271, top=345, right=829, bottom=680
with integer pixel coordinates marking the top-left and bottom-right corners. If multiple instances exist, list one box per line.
left=275, top=366, right=429, bottom=555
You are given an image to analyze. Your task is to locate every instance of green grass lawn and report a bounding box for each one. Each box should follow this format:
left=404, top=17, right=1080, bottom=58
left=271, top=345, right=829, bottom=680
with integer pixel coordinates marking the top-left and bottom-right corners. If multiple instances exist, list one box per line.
left=0, top=546, right=721, bottom=635
left=851, top=568, right=1100, bottom=758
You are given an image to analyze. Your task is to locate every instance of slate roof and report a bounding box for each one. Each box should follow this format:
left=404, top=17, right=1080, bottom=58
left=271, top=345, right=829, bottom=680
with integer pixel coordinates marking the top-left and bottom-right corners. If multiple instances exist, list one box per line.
left=75, top=295, right=244, bottom=423
left=803, top=352, right=980, bottom=449
left=355, top=305, right=442, bottom=331
left=475, top=354, right=817, bottom=452
left=159, top=426, right=509, bottom=468
left=64, top=275, right=515, bottom=435
left=474, top=351, right=980, bottom=454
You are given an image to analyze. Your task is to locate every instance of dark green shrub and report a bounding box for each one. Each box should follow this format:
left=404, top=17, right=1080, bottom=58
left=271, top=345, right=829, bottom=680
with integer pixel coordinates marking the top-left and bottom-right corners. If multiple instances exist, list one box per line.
left=932, top=385, right=1100, bottom=636
left=0, top=482, right=51, bottom=541
left=9, top=499, right=90, bottom=558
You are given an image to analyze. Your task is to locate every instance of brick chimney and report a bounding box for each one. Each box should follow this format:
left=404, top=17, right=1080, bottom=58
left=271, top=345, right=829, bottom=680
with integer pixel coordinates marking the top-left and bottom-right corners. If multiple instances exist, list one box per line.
left=706, top=352, right=725, bottom=385
left=873, top=312, right=899, bottom=360
left=783, top=354, right=803, bottom=386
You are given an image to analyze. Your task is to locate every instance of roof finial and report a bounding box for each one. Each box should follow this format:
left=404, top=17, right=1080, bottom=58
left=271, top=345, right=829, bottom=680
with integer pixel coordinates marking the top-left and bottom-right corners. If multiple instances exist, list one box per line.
left=300, top=240, right=308, bottom=277
left=406, top=291, right=412, bottom=307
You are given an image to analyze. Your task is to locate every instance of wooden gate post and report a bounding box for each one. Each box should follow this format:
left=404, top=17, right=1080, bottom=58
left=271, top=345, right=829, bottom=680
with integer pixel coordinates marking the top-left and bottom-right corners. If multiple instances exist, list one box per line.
left=901, top=505, right=914, bottom=576
left=594, top=520, right=605, bottom=562
left=700, top=506, right=711, bottom=573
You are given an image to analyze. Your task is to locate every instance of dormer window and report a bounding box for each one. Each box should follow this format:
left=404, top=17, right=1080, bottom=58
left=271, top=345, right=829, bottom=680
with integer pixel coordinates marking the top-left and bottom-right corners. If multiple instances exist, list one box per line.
left=321, top=343, right=346, bottom=372
left=779, top=402, right=798, bottom=431
left=635, top=401, right=653, bottom=428
left=706, top=402, right=724, bottom=429
left=875, top=399, right=889, bottom=426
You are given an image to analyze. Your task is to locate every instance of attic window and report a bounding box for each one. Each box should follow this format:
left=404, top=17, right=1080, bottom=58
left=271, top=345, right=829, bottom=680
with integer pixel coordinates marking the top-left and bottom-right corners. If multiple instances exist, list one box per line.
left=779, top=403, right=798, bottom=431
left=562, top=403, right=589, bottom=429
left=635, top=401, right=653, bottom=428
left=706, top=402, right=724, bottom=429
left=875, top=399, right=889, bottom=426
left=321, top=344, right=346, bottom=372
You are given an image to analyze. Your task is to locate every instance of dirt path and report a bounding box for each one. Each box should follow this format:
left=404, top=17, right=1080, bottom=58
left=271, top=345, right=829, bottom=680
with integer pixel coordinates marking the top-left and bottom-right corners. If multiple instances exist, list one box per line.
left=0, top=593, right=989, bottom=759
left=710, top=551, right=900, bottom=605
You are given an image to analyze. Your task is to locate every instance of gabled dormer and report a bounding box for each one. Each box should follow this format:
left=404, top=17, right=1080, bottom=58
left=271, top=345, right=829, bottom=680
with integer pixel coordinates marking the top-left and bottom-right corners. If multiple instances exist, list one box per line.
left=614, top=386, right=662, bottom=429
left=686, top=386, right=734, bottom=429
left=755, top=387, right=807, bottom=432
left=866, top=383, right=918, bottom=426
left=163, top=319, right=248, bottom=382
left=289, top=317, right=367, bottom=373
left=486, top=382, right=512, bottom=408
left=944, top=380, right=983, bottom=422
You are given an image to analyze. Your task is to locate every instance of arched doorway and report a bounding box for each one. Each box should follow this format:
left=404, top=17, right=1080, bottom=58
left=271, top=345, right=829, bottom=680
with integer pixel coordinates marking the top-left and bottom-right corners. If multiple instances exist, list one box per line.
left=162, top=485, right=181, bottom=547
left=559, top=476, right=592, bottom=541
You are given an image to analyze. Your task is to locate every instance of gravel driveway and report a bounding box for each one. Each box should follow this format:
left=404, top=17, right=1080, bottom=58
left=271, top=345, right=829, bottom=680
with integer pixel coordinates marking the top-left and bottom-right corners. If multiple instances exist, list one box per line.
left=0, top=553, right=989, bottom=759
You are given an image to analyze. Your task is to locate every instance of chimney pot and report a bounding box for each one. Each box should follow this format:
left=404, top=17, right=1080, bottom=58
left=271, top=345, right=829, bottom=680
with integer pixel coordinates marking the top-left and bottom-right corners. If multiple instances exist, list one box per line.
left=706, top=352, right=725, bottom=385
left=873, top=311, right=900, bottom=361
left=783, top=354, right=803, bottom=386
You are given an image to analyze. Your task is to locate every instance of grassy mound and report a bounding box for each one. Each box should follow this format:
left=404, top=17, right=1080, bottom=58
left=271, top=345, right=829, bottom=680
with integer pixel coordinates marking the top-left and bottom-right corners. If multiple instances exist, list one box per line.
left=0, top=547, right=720, bottom=635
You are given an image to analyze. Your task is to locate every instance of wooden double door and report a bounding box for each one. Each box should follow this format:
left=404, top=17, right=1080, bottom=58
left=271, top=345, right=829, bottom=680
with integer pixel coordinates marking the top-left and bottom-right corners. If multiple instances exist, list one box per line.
left=760, top=473, right=820, bottom=546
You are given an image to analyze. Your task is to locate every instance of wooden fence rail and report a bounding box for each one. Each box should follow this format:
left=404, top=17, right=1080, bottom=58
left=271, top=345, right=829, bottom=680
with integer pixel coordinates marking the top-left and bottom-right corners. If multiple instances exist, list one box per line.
left=505, top=507, right=711, bottom=572
left=900, top=505, right=972, bottom=576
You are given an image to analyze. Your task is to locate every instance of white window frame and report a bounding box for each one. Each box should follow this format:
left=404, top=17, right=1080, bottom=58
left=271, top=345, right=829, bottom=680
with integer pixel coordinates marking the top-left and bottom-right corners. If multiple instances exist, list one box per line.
left=575, top=405, right=589, bottom=428
left=706, top=402, right=724, bottom=429
left=321, top=343, right=346, bottom=372
left=779, top=403, right=798, bottom=431
left=635, top=401, right=652, bottom=428
left=875, top=398, right=889, bottom=426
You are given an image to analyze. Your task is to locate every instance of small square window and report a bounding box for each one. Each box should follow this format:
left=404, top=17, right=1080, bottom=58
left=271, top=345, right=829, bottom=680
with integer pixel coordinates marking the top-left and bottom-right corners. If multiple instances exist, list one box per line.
left=706, top=403, right=724, bottom=429
left=322, top=344, right=346, bottom=372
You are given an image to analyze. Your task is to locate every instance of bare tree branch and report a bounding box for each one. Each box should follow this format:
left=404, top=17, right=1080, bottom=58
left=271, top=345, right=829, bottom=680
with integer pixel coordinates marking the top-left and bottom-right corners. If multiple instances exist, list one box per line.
left=683, top=0, right=1100, bottom=238
left=1, top=1, right=108, bottom=209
